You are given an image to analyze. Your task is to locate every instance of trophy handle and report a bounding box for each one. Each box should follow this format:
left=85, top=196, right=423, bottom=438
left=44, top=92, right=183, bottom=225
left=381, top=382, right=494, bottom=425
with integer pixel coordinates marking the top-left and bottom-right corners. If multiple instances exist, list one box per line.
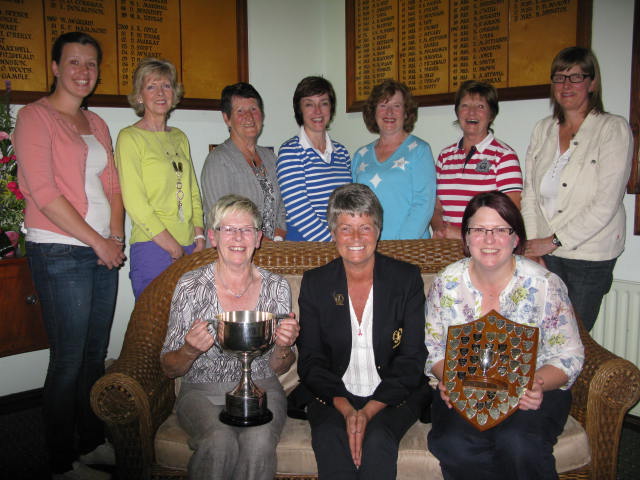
left=207, top=319, right=224, bottom=354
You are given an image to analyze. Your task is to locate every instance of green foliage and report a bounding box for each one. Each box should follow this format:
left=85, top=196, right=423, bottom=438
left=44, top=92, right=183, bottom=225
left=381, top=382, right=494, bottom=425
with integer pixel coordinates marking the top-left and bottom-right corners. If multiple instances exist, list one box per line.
left=0, top=80, right=25, bottom=234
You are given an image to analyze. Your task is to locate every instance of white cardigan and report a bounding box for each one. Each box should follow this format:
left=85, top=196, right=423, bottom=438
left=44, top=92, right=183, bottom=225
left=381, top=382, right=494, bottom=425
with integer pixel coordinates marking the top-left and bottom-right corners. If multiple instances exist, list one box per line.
left=521, top=111, right=633, bottom=261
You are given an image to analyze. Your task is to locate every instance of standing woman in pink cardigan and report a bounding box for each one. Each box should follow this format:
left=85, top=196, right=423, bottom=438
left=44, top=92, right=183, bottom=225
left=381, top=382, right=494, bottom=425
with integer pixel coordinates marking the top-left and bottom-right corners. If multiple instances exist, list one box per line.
left=13, top=32, right=125, bottom=479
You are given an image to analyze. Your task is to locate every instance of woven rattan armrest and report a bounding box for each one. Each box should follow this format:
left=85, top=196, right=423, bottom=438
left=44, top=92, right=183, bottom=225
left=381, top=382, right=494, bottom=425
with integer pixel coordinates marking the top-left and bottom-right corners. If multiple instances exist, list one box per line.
left=568, top=318, right=640, bottom=480
left=91, top=349, right=176, bottom=479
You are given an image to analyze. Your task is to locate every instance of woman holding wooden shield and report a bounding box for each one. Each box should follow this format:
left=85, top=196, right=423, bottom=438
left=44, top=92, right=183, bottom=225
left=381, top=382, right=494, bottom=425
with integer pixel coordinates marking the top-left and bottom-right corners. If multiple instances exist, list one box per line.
left=425, top=191, right=583, bottom=479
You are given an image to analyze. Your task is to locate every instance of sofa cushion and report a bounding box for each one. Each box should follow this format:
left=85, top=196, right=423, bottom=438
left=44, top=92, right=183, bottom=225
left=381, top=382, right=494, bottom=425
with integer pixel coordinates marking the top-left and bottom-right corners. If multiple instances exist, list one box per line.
left=154, top=414, right=590, bottom=478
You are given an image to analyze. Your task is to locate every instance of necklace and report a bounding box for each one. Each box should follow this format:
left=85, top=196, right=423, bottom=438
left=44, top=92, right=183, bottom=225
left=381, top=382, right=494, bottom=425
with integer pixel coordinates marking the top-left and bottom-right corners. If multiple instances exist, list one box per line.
left=216, top=265, right=254, bottom=298
left=154, top=129, right=185, bottom=222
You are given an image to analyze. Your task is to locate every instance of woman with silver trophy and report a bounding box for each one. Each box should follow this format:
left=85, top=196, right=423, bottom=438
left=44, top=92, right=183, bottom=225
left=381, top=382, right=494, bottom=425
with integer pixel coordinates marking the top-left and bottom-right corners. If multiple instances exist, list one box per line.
left=160, top=195, right=299, bottom=480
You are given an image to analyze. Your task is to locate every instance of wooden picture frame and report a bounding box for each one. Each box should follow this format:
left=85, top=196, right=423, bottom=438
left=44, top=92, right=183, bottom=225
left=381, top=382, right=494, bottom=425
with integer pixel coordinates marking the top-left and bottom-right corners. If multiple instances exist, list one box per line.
left=345, top=0, right=592, bottom=112
left=4, top=0, right=248, bottom=110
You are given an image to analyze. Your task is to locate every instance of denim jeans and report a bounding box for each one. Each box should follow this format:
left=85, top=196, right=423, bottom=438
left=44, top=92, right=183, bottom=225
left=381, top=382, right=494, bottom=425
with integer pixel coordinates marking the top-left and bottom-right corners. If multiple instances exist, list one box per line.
left=543, top=255, right=616, bottom=332
left=26, top=242, right=118, bottom=473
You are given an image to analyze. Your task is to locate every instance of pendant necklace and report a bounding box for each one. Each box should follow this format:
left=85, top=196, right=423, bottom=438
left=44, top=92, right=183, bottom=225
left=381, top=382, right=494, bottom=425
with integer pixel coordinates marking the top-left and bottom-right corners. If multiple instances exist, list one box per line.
left=156, top=129, right=185, bottom=222
left=216, top=264, right=254, bottom=298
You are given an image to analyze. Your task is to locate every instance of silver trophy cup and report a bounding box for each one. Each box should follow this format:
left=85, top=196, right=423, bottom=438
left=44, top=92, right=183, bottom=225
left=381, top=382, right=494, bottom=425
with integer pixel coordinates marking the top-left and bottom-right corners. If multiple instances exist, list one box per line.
left=479, top=346, right=497, bottom=376
left=209, top=311, right=278, bottom=427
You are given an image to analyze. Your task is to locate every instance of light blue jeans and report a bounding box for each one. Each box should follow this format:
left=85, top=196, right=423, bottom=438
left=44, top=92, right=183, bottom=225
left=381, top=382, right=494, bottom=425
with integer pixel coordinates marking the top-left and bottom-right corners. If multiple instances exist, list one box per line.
left=27, top=242, right=118, bottom=473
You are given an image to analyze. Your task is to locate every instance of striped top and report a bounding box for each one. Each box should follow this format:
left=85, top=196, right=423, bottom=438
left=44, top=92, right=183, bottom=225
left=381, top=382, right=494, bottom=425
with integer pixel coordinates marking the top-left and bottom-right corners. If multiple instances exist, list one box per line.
left=277, top=135, right=351, bottom=241
left=436, top=133, right=522, bottom=226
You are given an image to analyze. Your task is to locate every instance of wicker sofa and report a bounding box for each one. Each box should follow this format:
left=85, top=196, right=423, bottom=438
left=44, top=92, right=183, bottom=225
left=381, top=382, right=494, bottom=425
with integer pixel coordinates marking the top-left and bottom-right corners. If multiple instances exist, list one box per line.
left=91, top=239, right=640, bottom=480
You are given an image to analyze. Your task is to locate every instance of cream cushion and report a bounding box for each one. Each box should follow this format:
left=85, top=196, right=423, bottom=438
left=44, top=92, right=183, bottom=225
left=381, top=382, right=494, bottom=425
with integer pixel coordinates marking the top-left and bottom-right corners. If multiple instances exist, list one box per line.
left=156, top=271, right=591, bottom=477
left=155, top=414, right=590, bottom=478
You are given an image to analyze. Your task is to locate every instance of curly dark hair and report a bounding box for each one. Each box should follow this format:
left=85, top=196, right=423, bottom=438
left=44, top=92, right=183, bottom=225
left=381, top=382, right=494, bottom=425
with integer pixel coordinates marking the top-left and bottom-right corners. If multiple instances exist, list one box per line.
left=362, top=79, right=417, bottom=134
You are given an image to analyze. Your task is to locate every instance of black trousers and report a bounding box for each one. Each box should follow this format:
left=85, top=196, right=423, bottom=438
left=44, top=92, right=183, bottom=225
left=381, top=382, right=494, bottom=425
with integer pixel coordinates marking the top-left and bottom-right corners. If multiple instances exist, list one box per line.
left=428, top=388, right=571, bottom=480
left=307, top=388, right=426, bottom=480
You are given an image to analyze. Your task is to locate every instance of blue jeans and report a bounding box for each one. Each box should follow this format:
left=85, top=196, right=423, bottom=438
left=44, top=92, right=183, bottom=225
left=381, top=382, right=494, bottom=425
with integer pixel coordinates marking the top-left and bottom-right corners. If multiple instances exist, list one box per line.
left=543, top=255, right=616, bottom=332
left=26, top=242, right=118, bottom=473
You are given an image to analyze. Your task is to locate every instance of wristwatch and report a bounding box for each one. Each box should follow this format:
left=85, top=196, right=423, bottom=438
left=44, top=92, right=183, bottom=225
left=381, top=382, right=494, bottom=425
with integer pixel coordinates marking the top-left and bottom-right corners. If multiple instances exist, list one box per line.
left=551, top=234, right=562, bottom=247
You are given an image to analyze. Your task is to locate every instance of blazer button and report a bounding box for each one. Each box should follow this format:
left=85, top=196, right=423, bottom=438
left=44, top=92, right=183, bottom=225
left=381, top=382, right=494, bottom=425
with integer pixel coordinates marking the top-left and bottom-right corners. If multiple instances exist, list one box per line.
left=557, top=209, right=563, bottom=214
left=562, top=183, right=567, bottom=187
left=591, top=159, right=596, bottom=164
left=377, top=365, right=381, bottom=370
left=573, top=141, right=578, bottom=146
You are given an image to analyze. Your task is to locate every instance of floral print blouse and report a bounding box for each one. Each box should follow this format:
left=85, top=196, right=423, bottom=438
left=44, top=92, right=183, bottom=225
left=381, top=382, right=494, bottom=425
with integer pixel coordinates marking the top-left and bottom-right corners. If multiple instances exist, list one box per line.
left=425, top=256, right=584, bottom=389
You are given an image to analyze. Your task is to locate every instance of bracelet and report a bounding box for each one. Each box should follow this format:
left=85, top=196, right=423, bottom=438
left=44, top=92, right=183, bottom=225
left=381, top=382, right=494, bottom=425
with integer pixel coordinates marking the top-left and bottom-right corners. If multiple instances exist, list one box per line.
left=109, top=234, right=125, bottom=243
left=273, top=235, right=284, bottom=242
left=194, top=234, right=206, bottom=241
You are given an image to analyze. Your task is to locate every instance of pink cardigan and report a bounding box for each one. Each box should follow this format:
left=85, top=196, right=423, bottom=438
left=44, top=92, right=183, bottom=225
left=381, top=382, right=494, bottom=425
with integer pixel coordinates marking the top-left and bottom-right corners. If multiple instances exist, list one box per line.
left=14, top=97, right=121, bottom=237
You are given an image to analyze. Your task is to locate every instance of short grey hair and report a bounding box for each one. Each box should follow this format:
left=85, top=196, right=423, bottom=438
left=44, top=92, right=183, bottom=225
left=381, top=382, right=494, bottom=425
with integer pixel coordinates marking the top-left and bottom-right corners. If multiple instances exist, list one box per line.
left=127, top=58, right=184, bottom=117
left=327, top=183, right=383, bottom=233
left=207, top=194, right=263, bottom=232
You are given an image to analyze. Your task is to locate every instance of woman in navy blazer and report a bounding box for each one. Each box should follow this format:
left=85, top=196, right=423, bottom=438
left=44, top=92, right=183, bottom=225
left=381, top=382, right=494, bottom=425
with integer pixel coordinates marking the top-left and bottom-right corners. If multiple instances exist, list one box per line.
left=297, top=183, right=428, bottom=479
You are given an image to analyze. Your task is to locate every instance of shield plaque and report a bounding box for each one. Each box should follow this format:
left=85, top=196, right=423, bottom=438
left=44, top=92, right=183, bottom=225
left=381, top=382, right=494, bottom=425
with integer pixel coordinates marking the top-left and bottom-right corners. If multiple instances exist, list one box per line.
left=444, top=310, right=539, bottom=431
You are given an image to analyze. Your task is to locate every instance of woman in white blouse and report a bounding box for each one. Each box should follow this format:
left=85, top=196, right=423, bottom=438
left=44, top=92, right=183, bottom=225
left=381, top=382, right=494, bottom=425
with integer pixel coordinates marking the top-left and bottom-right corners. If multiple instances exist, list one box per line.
left=522, top=46, right=633, bottom=332
left=425, top=191, right=584, bottom=480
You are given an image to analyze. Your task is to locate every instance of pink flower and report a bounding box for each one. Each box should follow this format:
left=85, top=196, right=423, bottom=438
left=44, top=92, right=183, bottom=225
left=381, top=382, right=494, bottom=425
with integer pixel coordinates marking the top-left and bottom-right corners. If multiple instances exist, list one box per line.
left=0, top=156, right=9, bottom=164
left=0, top=131, right=9, bottom=141
left=7, top=181, right=23, bottom=200
left=5, top=230, right=18, bottom=246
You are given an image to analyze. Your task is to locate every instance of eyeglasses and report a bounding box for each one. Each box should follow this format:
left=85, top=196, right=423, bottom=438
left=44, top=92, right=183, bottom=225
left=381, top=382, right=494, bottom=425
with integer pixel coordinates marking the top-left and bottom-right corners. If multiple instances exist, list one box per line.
left=215, top=225, right=259, bottom=237
left=550, top=73, right=592, bottom=84
left=466, top=227, right=514, bottom=239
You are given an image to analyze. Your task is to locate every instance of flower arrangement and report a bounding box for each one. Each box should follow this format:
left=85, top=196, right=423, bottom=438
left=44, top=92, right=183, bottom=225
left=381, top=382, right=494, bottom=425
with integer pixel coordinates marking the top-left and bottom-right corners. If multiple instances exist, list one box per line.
left=0, top=80, right=25, bottom=255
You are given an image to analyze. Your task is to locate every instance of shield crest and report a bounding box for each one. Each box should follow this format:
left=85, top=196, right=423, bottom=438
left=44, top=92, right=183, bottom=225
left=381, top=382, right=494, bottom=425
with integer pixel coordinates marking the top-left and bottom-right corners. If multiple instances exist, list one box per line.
left=444, top=310, right=539, bottom=431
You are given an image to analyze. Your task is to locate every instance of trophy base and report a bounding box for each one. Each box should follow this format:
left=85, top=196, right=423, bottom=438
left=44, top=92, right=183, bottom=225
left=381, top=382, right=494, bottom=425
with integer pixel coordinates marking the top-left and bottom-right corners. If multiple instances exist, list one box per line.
left=219, top=409, right=273, bottom=427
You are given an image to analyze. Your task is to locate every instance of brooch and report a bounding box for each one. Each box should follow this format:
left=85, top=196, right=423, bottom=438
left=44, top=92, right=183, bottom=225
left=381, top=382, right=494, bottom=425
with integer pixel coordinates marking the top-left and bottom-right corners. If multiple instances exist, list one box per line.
left=392, top=328, right=403, bottom=349
left=475, top=158, right=491, bottom=173
left=333, top=293, right=345, bottom=306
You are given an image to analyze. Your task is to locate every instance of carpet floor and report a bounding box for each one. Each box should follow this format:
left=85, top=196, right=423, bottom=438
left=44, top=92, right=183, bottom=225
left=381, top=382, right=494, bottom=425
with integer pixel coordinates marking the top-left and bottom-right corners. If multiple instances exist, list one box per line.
left=1, top=404, right=639, bottom=479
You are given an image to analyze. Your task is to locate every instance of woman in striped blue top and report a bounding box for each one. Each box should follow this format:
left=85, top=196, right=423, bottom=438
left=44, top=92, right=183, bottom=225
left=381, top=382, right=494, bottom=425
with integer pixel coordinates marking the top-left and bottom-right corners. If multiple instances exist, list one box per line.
left=276, top=76, right=352, bottom=241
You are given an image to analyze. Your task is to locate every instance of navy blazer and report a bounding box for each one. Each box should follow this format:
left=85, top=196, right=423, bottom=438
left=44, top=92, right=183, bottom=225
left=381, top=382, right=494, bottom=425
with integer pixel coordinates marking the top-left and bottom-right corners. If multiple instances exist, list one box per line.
left=297, top=252, right=427, bottom=406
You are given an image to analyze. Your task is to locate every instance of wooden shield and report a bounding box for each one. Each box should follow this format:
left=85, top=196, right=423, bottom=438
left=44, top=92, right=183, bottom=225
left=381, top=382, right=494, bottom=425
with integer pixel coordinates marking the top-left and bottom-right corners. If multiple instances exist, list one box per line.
left=444, top=310, right=539, bottom=431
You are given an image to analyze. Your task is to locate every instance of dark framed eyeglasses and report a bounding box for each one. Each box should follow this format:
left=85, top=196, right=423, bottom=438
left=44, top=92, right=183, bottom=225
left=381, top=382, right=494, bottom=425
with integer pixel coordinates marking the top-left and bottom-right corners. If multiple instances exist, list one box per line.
left=466, top=227, right=514, bottom=239
left=550, top=73, right=592, bottom=84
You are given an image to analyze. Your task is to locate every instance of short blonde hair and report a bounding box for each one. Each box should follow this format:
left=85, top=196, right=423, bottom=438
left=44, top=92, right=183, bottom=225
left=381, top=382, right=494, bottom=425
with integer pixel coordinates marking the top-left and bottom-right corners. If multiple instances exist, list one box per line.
left=207, top=195, right=263, bottom=232
left=127, top=58, right=184, bottom=117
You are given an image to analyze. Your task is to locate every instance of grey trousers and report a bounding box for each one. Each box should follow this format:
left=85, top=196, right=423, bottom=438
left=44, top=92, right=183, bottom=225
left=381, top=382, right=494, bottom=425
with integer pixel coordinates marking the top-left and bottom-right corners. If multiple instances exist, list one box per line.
left=176, top=376, right=287, bottom=480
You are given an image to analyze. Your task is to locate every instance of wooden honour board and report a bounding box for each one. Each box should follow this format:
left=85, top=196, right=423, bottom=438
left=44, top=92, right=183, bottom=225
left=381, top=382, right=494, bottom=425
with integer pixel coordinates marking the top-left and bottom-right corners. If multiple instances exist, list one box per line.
left=346, top=0, right=592, bottom=111
left=0, top=0, right=248, bottom=109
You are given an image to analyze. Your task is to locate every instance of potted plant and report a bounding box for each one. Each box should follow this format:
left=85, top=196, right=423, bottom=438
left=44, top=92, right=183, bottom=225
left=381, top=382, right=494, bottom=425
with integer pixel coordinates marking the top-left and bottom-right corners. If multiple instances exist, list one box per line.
left=0, top=80, right=25, bottom=258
